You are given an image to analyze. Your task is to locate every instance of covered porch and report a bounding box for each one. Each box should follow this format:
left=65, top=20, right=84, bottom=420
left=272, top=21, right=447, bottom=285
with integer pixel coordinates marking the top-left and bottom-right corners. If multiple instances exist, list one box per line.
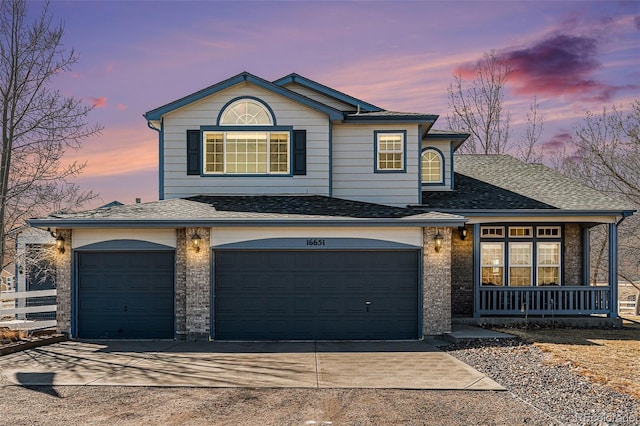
left=474, top=221, right=621, bottom=318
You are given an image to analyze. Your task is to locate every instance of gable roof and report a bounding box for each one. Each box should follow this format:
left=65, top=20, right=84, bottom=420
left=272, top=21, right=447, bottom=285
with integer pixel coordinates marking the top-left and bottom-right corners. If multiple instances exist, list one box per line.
left=144, top=71, right=344, bottom=121
left=422, top=155, right=635, bottom=214
left=273, top=73, right=382, bottom=112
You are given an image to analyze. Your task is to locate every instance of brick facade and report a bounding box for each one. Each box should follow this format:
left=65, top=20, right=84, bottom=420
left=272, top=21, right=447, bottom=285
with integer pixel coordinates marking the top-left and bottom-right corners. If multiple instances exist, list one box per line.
left=184, top=227, right=211, bottom=341
left=55, top=229, right=72, bottom=335
left=451, top=226, right=474, bottom=316
left=175, top=229, right=187, bottom=339
left=422, top=227, right=452, bottom=335
left=564, top=223, right=583, bottom=285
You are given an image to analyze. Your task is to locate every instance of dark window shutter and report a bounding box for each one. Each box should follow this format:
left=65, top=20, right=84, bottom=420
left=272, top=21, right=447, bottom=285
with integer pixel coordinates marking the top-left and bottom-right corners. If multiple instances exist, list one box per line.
left=186, top=130, right=201, bottom=175
left=292, top=129, right=306, bottom=175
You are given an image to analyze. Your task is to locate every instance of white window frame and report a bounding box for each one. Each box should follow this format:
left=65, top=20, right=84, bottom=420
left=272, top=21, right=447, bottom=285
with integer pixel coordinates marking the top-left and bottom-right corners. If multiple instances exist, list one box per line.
left=508, top=242, right=533, bottom=286
left=481, top=226, right=505, bottom=238
left=481, top=242, right=504, bottom=286
left=202, top=131, right=290, bottom=175
left=509, top=226, right=533, bottom=238
left=421, top=149, right=443, bottom=184
left=536, top=241, right=561, bottom=286
left=375, top=131, right=405, bottom=172
left=537, top=226, right=561, bottom=238
left=219, top=99, right=273, bottom=125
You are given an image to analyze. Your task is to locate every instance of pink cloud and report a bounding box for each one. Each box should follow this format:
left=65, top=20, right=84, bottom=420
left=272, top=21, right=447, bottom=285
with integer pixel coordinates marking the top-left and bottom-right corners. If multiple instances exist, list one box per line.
left=542, top=131, right=573, bottom=153
left=105, top=63, right=114, bottom=74
left=116, top=103, right=128, bottom=111
left=63, top=125, right=157, bottom=178
left=89, top=97, right=107, bottom=108
left=454, top=34, right=636, bottom=102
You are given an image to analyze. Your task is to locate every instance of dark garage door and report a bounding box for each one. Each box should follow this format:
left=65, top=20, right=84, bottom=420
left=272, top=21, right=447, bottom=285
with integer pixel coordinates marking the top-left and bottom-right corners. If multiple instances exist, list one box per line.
left=214, top=250, right=419, bottom=340
left=77, top=251, right=175, bottom=339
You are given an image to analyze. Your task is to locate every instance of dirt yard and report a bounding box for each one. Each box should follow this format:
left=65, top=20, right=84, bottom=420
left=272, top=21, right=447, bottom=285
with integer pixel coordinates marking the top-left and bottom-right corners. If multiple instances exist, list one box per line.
left=0, top=386, right=560, bottom=425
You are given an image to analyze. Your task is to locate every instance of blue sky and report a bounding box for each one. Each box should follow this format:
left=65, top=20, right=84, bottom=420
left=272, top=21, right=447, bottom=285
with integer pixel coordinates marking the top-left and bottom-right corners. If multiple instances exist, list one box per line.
left=38, top=0, right=639, bottom=206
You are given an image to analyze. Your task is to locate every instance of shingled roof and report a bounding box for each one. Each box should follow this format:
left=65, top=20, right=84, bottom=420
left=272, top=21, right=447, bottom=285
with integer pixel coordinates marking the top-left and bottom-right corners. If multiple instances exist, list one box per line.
left=28, top=195, right=464, bottom=228
left=422, top=155, right=634, bottom=212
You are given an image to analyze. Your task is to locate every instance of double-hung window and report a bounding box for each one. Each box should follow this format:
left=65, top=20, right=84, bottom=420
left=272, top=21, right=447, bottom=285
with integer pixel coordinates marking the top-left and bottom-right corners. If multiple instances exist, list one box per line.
left=481, top=242, right=504, bottom=286
left=375, top=131, right=406, bottom=172
left=202, top=99, right=290, bottom=175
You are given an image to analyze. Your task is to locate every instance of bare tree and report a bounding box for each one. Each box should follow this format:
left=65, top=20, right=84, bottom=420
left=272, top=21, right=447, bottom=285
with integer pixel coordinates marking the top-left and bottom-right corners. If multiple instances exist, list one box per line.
left=557, top=100, right=640, bottom=314
left=447, top=51, right=511, bottom=154
left=515, top=97, right=544, bottom=163
left=0, top=0, right=100, bottom=270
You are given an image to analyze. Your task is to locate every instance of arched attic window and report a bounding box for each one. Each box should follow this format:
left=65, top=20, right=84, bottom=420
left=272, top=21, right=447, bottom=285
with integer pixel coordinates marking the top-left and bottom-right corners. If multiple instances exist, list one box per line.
left=219, top=98, right=273, bottom=125
left=421, top=149, right=444, bottom=184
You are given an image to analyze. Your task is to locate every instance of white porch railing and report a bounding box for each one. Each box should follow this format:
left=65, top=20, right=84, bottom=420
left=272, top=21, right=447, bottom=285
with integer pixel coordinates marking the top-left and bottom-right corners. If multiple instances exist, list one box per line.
left=0, top=289, right=57, bottom=330
left=619, top=299, right=637, bottom=313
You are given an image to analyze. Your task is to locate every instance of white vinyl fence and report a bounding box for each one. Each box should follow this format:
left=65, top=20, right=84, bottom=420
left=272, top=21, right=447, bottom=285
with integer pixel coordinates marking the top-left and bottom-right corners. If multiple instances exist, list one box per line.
left=0, top=289, right=57, bottom=330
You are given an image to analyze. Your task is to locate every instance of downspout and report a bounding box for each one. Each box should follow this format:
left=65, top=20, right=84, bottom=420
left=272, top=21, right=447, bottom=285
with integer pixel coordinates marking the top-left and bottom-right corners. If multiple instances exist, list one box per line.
left=146, top=119, right=163, bottom=200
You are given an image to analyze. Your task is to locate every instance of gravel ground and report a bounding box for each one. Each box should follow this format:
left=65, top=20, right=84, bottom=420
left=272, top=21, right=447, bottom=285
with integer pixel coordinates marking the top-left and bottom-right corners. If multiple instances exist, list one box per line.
left=445, top=338, right=640, bottom=425
left=0, top=338, right=638, bottom=425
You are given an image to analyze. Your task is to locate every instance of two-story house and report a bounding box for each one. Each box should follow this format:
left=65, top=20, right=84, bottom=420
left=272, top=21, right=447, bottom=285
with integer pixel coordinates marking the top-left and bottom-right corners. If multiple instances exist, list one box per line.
left=30, top=72, right=635, bottom=340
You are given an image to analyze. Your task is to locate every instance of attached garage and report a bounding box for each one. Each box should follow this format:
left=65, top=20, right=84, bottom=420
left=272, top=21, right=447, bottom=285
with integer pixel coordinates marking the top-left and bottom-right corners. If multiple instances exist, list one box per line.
left=214, top=250, right=419, bottom=340
left=77, top=251, right=175, bottom=339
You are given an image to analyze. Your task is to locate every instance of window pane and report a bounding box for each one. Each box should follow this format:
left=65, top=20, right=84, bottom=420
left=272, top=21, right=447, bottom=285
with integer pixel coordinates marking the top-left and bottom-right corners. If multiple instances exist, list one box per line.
left=269, top=133, right=289, bottom=173
left=226, top=132, right=268, bottom=174
left=220, top=100, right=273, bottom=125
left=510, top=243, right=531, bottom=265
left=421, top=150, right=442, bottom=183
left=509, top=267, right=532, bottom=286
left=377, top=133, right=404, bottom=170
left=537, top=241, right=560, bottom=286
left=482, top=267, right=504, bottom=286
left=481, top=242, right=503, bottom=285
left=538, top=242, right=559, bottom=265
left=538, top=267, right=559, bottom=285
left=204, top=133, right=224, bottom=173
left=509, top=227, right=532, bottom=237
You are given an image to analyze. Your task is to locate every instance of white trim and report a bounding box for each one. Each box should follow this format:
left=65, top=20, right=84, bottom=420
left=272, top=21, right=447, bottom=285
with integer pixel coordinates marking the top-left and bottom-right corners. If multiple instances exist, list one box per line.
left=72, top=229, right=177, bottom=249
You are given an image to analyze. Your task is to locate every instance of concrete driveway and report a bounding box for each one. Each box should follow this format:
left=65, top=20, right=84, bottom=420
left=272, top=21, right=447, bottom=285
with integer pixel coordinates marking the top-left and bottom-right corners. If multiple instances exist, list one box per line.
left=0, top=340, right=503, bottom=390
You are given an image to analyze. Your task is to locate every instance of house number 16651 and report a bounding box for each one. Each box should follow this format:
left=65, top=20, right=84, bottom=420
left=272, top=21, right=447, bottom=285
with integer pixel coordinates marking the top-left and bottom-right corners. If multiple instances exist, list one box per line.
left=306, top=239, right=326, bottom=246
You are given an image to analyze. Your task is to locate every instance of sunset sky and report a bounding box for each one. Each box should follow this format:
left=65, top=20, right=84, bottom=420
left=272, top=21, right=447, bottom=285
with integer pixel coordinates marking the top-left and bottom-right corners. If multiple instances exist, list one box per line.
left=42, top=0, right=640, bottom=207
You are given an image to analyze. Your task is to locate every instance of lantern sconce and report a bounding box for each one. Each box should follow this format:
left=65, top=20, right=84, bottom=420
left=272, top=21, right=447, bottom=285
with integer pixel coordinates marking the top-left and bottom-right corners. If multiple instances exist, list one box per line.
left=191, top=233, right=201, bottom=253
left=55, top=235, right=65, bottom=254
left=458, top=226, right=468, bottom=241
left=434, top=230, right=443, bottom=253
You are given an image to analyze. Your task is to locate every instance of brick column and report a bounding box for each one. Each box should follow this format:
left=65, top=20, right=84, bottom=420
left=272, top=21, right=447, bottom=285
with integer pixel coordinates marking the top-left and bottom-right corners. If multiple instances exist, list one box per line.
left=185, top=227, right=211, bottom=341
left=55, top=229, right=72, bottom=335
left=423, top=227, right=452, bottom=336
left=175, top=229, right=187, bottom=339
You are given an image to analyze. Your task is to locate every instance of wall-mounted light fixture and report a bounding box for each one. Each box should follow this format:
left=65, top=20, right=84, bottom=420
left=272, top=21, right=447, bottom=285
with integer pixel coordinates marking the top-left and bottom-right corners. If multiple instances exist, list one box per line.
left=434, top=230, right=443, bottom=253
left=458, top=226, right=468, bottom=241
left=191, top=233, right=201, bottom=253
left=55, top=235, right=65, bottom=254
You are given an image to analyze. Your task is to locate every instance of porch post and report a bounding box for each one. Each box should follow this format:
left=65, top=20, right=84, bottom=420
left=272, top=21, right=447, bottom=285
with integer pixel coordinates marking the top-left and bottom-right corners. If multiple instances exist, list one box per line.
left=472, top=223, right=481, bottom=318
left=608, top=223, right=618, bottom=318
left=582, top=226, right=590, bottom=285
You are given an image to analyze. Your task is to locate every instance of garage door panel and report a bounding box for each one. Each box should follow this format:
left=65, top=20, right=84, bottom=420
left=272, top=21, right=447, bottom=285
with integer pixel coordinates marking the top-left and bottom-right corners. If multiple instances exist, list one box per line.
left=215, top=250, right=418, bottom=340
left=78, top=251, right=175, bottom=339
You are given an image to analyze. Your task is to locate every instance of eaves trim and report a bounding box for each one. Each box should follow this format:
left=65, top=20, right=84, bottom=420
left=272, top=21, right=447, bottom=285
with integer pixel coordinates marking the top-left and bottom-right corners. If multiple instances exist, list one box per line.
left=273, top=73, right=383, bottom=112
left=144, top=72, right=344, bottom=121
left=28, top=217, right=468, bottom=229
